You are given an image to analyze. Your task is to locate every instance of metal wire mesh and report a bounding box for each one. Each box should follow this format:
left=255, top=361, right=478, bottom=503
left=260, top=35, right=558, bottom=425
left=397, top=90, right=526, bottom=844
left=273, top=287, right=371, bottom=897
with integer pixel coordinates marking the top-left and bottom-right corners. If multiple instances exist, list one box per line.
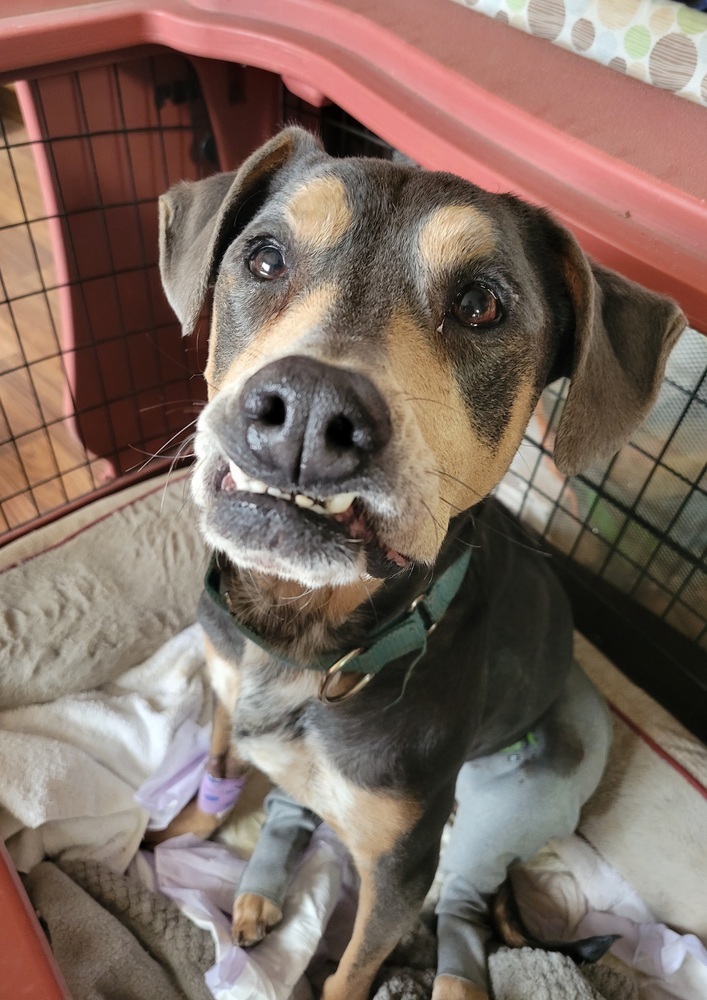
left=0, top=54, right=211, bottom=541
left=499, top=335, right=707, bottom=651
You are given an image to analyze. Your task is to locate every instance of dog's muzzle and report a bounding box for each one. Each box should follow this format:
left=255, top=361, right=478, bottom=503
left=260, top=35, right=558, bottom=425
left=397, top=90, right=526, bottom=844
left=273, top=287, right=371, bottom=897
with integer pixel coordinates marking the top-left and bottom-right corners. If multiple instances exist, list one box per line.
left=193, top=355, right=409, bottom=582
left=218, top=356, right=392, bottom=493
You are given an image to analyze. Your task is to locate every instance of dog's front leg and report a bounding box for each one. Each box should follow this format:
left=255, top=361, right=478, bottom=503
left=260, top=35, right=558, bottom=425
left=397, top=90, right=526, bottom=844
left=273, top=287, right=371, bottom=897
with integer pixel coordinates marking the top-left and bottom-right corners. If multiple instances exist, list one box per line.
left=147, top=698, right=249, bottom=844
left=322, top=815, right=442, bottom=1000
left=232, top=787, right=321, bottom=945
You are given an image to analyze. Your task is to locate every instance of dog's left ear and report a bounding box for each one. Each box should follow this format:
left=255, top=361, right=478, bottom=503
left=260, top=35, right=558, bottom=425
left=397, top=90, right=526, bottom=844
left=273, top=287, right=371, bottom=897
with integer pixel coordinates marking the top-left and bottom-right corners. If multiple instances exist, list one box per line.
left=549, top=224, right=686, bottom=476
left=158, top=126, right=325, bottom=336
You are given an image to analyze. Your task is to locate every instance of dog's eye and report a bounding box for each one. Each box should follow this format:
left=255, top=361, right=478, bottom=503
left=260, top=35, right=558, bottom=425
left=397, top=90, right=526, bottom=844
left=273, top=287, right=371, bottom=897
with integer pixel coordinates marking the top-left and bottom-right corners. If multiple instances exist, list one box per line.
left=247, top=244, right=288, bottom=280
left=450, top=283, right=501, bottom=327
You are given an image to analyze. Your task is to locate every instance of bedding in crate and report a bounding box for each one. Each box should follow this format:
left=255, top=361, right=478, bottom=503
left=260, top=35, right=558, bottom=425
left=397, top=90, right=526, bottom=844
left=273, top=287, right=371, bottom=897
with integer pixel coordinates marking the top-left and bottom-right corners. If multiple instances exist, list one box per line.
left=0, top=473, right=705, bottom=1000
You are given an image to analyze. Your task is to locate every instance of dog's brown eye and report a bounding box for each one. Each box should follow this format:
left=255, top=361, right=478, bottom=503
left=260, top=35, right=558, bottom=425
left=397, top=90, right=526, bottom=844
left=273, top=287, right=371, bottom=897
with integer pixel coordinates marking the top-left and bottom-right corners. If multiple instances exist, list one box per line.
left=248, top=245, right=287, bottom=280
left=451, top=283, right=500, bottom=327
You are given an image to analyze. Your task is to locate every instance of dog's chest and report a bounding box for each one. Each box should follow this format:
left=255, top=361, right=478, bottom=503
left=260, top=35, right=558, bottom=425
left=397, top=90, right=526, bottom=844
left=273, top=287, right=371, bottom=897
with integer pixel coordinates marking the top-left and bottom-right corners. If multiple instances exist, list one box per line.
left=220, top=645, right=338, bottom=813
left=209, top=642, right=423, bottom=859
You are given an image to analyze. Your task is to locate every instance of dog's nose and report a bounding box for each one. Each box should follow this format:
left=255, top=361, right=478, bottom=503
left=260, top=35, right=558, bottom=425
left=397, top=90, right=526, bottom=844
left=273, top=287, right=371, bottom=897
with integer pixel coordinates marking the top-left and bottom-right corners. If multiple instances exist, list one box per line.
left=229, top=356, right=391, bottom=489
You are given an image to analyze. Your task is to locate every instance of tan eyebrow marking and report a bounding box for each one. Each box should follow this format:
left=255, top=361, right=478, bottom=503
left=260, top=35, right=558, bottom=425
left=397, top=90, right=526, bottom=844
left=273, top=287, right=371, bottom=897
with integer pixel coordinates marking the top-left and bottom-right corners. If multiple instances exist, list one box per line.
left=285, top=175, right=352, bottom=249
left=417, top=205, right=495, bottom=271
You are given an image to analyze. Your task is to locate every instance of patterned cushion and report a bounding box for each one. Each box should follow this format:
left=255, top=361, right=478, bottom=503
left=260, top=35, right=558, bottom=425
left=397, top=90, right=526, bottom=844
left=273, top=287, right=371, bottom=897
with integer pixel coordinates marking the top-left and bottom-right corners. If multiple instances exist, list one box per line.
left=452, top=0, right=707, bottom=107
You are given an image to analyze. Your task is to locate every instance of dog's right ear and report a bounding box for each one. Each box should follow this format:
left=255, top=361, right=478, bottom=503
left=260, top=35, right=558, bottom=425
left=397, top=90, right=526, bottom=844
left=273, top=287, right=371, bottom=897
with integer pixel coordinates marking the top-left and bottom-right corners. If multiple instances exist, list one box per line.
left=158, top=127, right=325, bottom=336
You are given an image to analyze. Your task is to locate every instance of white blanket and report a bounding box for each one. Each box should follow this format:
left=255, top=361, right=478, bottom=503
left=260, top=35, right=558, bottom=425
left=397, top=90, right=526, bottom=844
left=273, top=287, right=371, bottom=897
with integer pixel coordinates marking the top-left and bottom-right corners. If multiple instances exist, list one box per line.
left=0, top=624, right=210, bottom=873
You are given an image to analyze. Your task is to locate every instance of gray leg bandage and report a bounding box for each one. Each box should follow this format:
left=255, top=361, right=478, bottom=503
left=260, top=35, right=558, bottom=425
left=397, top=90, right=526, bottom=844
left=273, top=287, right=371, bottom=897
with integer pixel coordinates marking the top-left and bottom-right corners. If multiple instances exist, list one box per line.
left=237, top=788, right=322, bottom=908
left=435, top=663, right=611, bottom=989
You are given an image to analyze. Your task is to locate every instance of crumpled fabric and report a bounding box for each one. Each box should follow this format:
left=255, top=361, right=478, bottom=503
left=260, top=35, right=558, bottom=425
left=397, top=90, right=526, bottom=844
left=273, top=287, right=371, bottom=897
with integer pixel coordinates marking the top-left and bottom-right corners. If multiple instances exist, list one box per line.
left=511, top=835, right=707, bottom=1000
left=131, top=676, right=707, bottom=1000
left=579, top=913, right=707, bottom=980
left=0, top=624, right=209, bottom=873
left=132, top=829, right=357, bottom=1000
left=135, top=717, right=210, bottom=831
left=131, top=687, right=358, bottom=1000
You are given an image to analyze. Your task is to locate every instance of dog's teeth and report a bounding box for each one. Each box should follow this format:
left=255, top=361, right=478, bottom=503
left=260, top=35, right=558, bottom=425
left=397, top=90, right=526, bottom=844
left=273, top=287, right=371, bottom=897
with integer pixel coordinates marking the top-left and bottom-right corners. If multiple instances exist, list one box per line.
left=244, top=478, right=268, bottom=494
left=222, top=459, right=355, bottom=515
left=324, top=492, right=356, bottom=514
left=225, top=459, right=267, bottom=495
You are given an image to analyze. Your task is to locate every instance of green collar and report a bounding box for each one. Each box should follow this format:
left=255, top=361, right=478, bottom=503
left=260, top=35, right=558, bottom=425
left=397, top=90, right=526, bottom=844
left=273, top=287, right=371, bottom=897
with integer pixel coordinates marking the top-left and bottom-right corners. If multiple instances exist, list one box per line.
left=204, top=547, right=471, bottom=703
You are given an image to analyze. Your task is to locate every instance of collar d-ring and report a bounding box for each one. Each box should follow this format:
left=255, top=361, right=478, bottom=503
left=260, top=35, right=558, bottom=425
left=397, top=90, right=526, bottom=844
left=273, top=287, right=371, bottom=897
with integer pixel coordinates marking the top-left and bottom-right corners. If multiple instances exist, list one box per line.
left=318, top=648, right=373, bottom=704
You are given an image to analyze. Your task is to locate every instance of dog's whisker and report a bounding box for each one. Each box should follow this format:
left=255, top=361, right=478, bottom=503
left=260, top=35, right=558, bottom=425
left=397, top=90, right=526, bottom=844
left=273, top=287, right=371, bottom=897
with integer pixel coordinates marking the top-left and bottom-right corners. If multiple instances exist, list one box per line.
left=288, top=595, right=318, bottom=621
left=127, top=418, right=200, bottom=477
left=163, top=436, right=196, bottom=476
left=399, top=394, right=460, bottom=414
left=427, top=467, right=487, bottom=504
left=277, top=588, right=317, bottom=607
left=139, top=399, right=207, bottom=414
left=173, top=493, right=195, bottom=520
left=195, top=368, right=218, bottom=394
left=433, top=473, right=546, bottom=555
left=162, top=435, right=198, bottom=514
left=388, top=384, right=460, bottom=414
left=127, top=446, right=195, bottom=481
left=420, top=497, right=446, bottom=549
left=439, top=494, right=467, bottom=515
left=511, top=446, right=536, bottom=478
left=477, top=503, right=550, bottom=555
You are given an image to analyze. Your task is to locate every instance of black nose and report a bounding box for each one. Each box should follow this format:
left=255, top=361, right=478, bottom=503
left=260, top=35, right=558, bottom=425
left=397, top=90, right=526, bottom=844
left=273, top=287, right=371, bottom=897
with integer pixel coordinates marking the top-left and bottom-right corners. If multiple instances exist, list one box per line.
left=226, top=356, right=391, bottom=490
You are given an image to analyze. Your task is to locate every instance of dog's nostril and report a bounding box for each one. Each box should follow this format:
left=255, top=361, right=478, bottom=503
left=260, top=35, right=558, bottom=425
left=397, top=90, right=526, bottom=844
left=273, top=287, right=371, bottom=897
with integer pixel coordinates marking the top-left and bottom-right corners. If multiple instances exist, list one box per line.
left=326, top=414, right=355, bottom=449
left=257, top=393, right=287, bottom=426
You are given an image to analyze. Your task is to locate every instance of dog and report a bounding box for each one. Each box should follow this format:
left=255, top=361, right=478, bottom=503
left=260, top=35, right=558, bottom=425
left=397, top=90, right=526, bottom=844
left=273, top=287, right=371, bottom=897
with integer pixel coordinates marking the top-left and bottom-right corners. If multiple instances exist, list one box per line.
left=156, top=126, right=685, bottom=1000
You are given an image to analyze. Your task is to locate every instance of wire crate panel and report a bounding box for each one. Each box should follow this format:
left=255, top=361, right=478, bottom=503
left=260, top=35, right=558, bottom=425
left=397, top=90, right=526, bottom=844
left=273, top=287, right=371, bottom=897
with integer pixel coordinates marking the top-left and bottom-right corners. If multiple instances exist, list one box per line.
left=0, top=54, right=282, bottom=541
left=498, top=331, right=707, bottom=651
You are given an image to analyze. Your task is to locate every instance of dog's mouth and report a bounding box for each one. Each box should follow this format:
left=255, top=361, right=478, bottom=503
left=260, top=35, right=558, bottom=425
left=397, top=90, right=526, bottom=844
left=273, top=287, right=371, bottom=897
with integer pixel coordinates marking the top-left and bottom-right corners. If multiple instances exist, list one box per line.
left=217, top=460, right=357, bottom=517
left=210, top=458, right=411, bottom=576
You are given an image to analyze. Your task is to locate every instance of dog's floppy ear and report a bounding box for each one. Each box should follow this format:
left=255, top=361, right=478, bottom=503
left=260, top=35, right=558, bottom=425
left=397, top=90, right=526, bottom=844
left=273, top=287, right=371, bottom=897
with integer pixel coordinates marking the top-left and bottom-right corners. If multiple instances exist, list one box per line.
left=158, top=126, right=324, bottom=336
left=549, top=225, right=686, bottom=476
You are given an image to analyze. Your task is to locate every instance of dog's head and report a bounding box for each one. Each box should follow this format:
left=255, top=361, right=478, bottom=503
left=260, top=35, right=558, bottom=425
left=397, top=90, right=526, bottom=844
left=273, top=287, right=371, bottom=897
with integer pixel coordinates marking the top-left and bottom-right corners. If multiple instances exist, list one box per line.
left=159, top=127, right=684, bottom=589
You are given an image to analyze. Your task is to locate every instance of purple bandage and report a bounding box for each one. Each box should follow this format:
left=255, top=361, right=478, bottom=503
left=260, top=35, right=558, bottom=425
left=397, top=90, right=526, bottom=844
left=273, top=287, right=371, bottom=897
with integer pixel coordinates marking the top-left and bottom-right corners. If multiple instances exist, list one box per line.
left=197, top=772, right=247, bottom=815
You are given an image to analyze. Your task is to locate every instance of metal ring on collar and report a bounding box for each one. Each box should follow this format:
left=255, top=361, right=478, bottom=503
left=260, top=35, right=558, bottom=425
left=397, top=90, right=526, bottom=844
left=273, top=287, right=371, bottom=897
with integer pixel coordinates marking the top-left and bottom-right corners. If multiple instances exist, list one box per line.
left=408, top=592, right=437, bottom=635
left=407, top=593, right=426, bottom=612
left=318, top=647, right=373, bottom=704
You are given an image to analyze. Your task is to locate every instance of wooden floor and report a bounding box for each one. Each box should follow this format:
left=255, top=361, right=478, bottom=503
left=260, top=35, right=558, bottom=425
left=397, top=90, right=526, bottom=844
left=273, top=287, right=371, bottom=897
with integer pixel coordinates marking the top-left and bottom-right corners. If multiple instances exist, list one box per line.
left=1, top=94, right=101, bottom=538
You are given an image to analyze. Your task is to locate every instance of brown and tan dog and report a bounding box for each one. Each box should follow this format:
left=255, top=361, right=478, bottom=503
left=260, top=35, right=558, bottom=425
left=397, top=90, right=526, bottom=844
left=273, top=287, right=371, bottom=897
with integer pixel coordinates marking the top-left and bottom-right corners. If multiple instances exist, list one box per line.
left=157, top=127, right=684, bottom=1000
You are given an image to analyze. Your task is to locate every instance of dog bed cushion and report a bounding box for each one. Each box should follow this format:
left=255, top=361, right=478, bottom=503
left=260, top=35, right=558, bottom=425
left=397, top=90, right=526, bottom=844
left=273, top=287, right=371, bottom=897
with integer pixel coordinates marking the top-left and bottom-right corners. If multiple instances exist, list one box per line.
left=1, top=478, right=705, bottom=999
left=0, top=472, right=204, bottom=709
left=452, top=0, right=707, bottom=107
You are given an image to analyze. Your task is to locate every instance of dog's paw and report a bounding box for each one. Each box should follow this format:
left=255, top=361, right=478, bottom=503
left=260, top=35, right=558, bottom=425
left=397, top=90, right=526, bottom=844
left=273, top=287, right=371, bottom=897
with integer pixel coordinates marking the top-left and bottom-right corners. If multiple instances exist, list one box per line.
left=231, top=892, right=282, bottom=947
left=143, top=799, right=223, bottom=845
left=431, top=974, right=488, bottom=1000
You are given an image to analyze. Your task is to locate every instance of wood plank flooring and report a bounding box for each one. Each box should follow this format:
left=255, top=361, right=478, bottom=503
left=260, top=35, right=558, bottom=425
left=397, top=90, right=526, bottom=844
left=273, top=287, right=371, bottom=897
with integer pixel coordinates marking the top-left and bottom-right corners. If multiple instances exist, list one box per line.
left=1, top=99, right=100, bottom=538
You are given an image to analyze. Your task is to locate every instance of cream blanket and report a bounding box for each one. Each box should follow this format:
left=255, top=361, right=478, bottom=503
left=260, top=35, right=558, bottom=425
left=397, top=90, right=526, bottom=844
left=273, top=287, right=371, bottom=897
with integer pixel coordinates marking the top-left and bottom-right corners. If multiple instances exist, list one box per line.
left=0, top=625, right=210, bottom=873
